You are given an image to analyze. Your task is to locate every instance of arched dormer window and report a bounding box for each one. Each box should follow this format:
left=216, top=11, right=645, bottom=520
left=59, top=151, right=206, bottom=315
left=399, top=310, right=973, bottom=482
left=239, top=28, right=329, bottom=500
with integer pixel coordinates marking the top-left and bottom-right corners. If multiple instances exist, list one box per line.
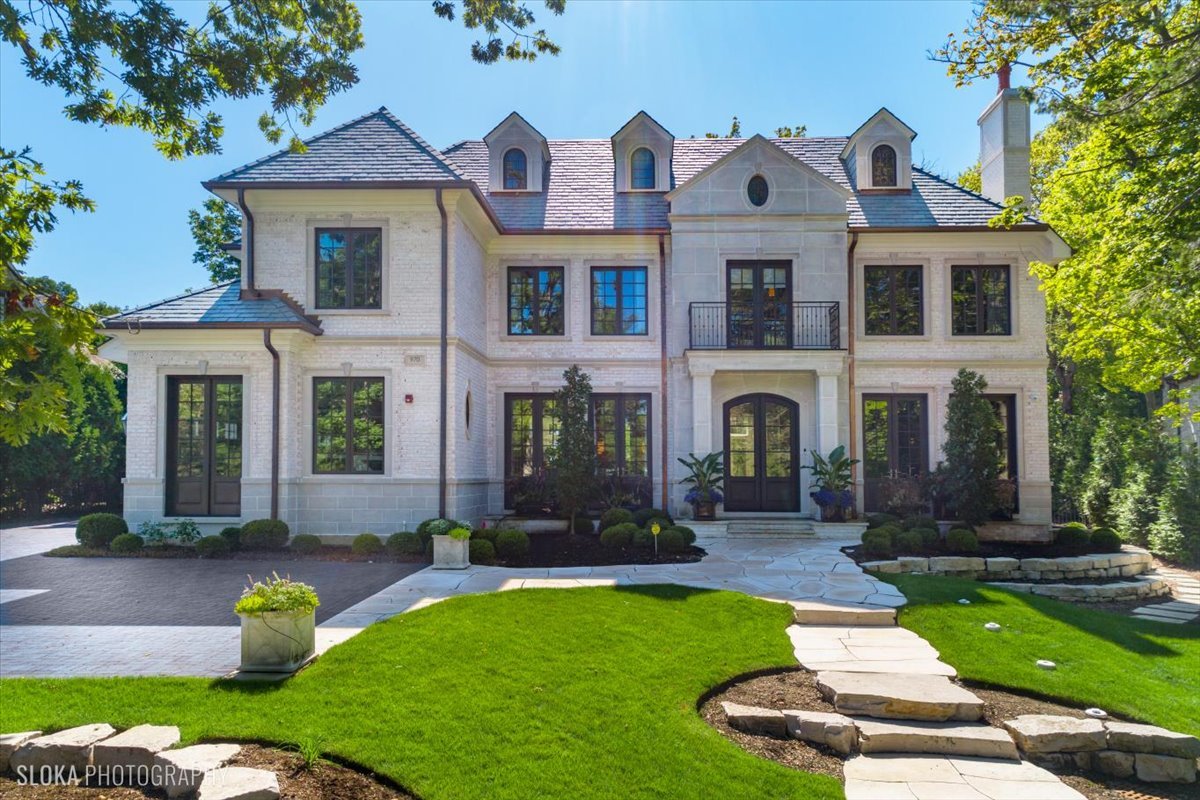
left=871, top=144, right=897, bottom=187
left=503, top=148, right=528, bottom=190
left=630, top=147, right=656, bottom=190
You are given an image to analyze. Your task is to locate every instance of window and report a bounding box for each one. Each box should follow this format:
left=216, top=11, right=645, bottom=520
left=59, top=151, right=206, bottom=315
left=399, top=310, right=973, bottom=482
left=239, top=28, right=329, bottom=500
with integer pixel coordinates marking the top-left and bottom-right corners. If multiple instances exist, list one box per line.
left=862, top=394, right=928, bottom=512
left=593, top=394, right=651, bottom=477
left=508, top=266, right=565, bottom=335
left=864, top=265, right=922, bottom=335
left=166, top=377, right=242, bottom=516
left=951, top=265, right=1011, bottom=335
left=871, top=145, right=897, bottom=187
left=747, top=174, right=769, bottom=207
left=503, top=148, right=527, bottom=190
left=630, top=148, right=656, bottom=190
left=313, top=378, right=384, bottom=474
left=986, top=393, right=1019, bottom=512
left=504, top=394, right=558, bottom=507
left=315, top=228, right=382, bottom=309
left=591, top=266, right=647, bottom=335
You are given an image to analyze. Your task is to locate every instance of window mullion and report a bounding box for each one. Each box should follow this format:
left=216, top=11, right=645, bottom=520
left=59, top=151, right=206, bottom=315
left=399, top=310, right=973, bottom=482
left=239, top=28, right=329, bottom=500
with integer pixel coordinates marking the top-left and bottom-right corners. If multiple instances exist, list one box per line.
left=344, top=381, right=354, bottom=473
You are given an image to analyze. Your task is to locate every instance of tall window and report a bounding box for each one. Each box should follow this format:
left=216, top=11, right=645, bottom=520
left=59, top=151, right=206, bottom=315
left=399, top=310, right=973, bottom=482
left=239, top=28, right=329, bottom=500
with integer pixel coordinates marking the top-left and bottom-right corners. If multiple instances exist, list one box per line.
left=508, top=266, right=565, bottom=335
left=871, top=144, right=897, bottom=187
left=593, top=394, right=651, bottom=477
left=951, top=265, right=1011, bottom=335
left=591, top=266, right=647, bottom=335
left=862, top=394, right=928, bottom=512
left=864, top=265, right=922, bottom=335
left=315, top=228, right=382, bottom=309
left=504, top=394, right=558, bottom=507
left=503, top=148, right=527, bottom=190
left=313, top=378, right=385, bottom=474
left=167, top=377, right=242, bottom=516
left=630, top=148, right=656, bottom=190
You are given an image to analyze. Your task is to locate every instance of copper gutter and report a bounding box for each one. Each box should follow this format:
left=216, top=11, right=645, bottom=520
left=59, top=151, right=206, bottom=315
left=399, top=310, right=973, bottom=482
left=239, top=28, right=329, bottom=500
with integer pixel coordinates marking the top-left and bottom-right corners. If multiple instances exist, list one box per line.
left=263, top=328, right=281, bottom=520
left=658, top=234, right=669, bottom=510
left=847, top=232, right=859, bottom=495
left=436, top=188, right=449, bottom=519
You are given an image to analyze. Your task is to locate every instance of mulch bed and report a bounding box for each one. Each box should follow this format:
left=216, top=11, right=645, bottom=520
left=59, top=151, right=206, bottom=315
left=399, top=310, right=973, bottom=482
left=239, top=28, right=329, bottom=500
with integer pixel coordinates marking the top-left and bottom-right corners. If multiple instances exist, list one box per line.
left=843, top=541, right=1129, bottom=565
left=45, top=544, right=429, bottom=564
left=702, top=670, right=1198, bottom=800
left=0, top=744, right=412, bottom=799
left=506, top=533, right=703, bottom=568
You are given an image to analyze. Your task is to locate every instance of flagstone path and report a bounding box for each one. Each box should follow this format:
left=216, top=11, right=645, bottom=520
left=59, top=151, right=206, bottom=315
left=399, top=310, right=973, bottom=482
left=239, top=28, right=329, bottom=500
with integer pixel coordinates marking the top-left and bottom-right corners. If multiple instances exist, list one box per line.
left=1132, top=565, right=1200, bottom=624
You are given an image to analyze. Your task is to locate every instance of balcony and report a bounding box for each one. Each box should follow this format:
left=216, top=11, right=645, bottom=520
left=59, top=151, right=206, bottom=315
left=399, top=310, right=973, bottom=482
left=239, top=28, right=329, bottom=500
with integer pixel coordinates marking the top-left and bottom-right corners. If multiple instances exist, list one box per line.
left=688, top=301, right=841, bottom=350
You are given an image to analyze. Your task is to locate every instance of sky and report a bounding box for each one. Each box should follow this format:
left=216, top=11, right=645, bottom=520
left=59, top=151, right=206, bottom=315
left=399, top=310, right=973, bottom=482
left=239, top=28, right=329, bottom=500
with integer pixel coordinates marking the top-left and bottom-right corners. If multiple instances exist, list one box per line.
left=0, top=0, right=1041, bottom=308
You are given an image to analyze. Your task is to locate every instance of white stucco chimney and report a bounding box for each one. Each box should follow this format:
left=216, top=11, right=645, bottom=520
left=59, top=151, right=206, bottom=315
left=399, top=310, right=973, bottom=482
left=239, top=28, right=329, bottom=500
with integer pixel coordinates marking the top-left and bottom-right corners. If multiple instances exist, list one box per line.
left=978, top=64, right=1031, bottom=203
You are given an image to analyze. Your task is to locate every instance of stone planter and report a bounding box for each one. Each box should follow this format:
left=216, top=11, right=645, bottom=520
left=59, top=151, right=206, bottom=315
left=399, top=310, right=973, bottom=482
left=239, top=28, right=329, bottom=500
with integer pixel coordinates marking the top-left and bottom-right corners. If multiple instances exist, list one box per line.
left=238, top=609, right=315, bottom=673
left=432, top=534, right=469, bottom=569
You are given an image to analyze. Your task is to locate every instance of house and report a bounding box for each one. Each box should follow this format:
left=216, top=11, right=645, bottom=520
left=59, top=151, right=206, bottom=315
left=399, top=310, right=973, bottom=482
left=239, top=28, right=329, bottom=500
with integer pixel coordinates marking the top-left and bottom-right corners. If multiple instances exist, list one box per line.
left=99, top=75, right=1069, bottom=536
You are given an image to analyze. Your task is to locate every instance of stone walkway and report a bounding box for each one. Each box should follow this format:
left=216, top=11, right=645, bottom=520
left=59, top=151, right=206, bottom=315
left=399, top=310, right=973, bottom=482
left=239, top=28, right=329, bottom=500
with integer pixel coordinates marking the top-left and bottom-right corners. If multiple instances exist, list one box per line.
left=1132, top=565, right=1200, bottom=624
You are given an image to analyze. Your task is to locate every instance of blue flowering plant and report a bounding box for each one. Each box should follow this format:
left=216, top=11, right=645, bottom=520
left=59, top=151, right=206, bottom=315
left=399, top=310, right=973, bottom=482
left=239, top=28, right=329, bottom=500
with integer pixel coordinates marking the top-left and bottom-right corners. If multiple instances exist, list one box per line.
left=802, top=445, right=860, bottom=521
left=678, top=451, right=725, bottom=520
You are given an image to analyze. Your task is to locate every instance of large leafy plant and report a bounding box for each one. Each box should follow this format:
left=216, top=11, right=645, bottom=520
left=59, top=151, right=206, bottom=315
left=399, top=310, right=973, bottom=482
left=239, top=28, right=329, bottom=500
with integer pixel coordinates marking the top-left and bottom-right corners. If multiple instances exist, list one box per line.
left=802, top=445, right=859, bottom=509
left=677, top=452, right=724, bottom=504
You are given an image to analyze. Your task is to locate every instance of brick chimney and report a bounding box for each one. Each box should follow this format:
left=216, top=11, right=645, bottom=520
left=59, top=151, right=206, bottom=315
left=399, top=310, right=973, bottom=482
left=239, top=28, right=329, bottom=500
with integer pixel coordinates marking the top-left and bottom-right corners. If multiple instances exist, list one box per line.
left=977, top=65, right=1031, bottom=203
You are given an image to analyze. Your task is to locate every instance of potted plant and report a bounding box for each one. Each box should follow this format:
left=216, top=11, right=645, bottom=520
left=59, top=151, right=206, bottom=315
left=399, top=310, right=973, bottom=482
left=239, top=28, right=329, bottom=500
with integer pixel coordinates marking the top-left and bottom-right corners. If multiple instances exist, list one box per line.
left=235, top=572, right=319, bottom=673
left=802, top=445, right=860, bottom=522
left=678, top=452, right=724, bottom=521
left=432, top=525, right=471, bottom=569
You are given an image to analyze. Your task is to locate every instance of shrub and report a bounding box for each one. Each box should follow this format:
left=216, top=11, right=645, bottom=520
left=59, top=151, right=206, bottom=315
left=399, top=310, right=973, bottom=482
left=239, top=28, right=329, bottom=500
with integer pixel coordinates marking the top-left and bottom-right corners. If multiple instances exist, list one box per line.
left=600, top=523, right=636, bottom=548
left=172, top=519, right=201, bottom=544
left=1055, top=525, right=1091, bottom=551
left=895, top=530, right=924, bottom=554
left=1089, top=527, right=1123, bottom=553
left=941, top=369, right=1003, bottom=526
left=903, top=515, right=938, bottom=531
left=668, top=525, right=696, bottom=546
left=240, top=519, right=290, bottom=550
left=290, top=534, right=323, bottom=555
left=495, top=529, right=530, bottom=560
left=644, top=517, right=672, bottom=536
left=600, top=508, right=634, bottom=531
left=471, top=526, right=498, bottom=543
left=945, top=528, right=979, bottom=553
left=235, top=573, right=319, bottom=615
left=1059, top=520, right=1089, bottom=532
left=77, top=513, right=127, bottom=549
left=866, top=513, right=900, bottom=530
left=633, top=508, right=673, bottom=527
left=862, top=536, right=892, bottom=560
left=138, top=520, right=169, bottom=545
left=571, top=514, right=594, bottom=534
left=109, top=533, right=143, bottom=554
left=631, top=527, right=654, bottom=548
left=196, top=535, right=231, bottom=559
left=863, top=528, right=894, bottom=548
left=657, top=528, right=687, bottom=553
left=417, top=518, right=457, bottom=543
left=447, top=527, right=471, bottom=541
left=912, top=527, right=941, bottom=550
left=219, top=526, right=242, bottom=550
left=1148, top=448, right=1200, bottom=565
left=387, top=531, right=424, bottom=557
left=351, top=533, right=383, bottom=556
left=469, top=539, right=496, bottom=565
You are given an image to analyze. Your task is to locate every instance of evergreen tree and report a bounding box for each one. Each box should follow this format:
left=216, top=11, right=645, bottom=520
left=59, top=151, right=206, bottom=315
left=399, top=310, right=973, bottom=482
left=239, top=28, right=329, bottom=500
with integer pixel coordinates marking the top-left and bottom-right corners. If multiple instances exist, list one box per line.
left=549, top=365, right=595, bottom=534
left=941, top=369, right=1002, bottom=526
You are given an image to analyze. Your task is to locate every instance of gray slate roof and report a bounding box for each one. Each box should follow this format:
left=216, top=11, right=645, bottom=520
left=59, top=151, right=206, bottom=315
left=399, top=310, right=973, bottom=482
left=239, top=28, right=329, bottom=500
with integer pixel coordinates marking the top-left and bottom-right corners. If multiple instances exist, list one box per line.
left=102, top=282, right=320, bottom=332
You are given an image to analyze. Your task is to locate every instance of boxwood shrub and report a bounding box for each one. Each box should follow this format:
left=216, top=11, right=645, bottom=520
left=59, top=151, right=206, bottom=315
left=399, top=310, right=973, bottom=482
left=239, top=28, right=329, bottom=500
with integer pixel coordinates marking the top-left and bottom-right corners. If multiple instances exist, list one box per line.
left=469, top=539, right=496, bottom=565
left=633, top=508, right=673, bottom=527
left=600, top=508, right=634, bottom=531
left=599, top=523, right=637, bottom=549
left=631, top=527, right=654, bottom=548
left=109, top=533, right=143, bottom=554
left=240, top=519, right=289, bottom=550
left=1090, top=527, right=1123, bottom=553
left=657, top=528, right=687, bottom=553
left=196, top=535, right=231, bottom=559
left=1055, top=525, right=1091, bottom=551
left=863, top=527, right=895, bottom=548
left=495, top=528, right=530, bottom=560
left=668, top=525, right=696, bottom=546
left=290, top=534, right=323, bottom=555
left=866, top=513, right=900, bottom=530
left=352, top=533, right=384, bottom=556
left=912, top=527, right=940, bottom=550
left=862, top=528, right=893, bottom=559
left=218, top=526, right=242, bottom=550
left=895, top=530, right=924, bottom=554
left=903, top=515, right=938, bottom=531
left=945, top=528, right=979, bottom=553
left=387, top=531, right=424, bottom=557
left=471, top=527, right=499, bottom=543
left=77, top=513, right=128, bottom=549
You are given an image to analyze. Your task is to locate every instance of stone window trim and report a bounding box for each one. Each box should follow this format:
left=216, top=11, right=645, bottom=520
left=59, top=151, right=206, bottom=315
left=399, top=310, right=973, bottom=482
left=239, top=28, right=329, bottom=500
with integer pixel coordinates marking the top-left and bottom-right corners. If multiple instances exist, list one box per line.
left=304, top=217, right=390, bottom=315
left=625, top=145, right=663, bottom=192
left=948, top=263, right=1016, bottom=337
left=302, top=368, right=393, bottom=478
left=497, top=259, right=571, bottom=342
left=589, top=265, right=649, bottom=337
left=714, top=251, right=796, bottom=302
left=857, top=261, right=930, bottom=340
left=312, top=376, right=387, bottom=475
left=154, top=364, right=253, bottom=486
left=506, top=265, right=567, bottom=337
left=581, top=257, right=659, bottom=344
left=592, top=392, right=654, bottom=480
left=740, top=171, right=776, bottom=212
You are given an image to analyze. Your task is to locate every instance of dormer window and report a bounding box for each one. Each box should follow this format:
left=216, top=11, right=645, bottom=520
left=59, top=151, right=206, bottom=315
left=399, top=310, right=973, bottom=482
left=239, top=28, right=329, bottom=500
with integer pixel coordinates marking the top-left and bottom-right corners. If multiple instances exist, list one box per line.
left=872, top=145, right=897, bottom=187
left=630, top=148, right=656, bottom=190
left=503, top=148, right=528, bottom=190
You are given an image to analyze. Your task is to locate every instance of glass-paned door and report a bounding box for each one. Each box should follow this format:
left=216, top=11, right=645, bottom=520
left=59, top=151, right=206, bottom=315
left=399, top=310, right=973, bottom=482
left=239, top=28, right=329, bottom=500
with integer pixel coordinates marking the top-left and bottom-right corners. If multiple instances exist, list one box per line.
left=167, top=376, right=242, bottom=516
left=723, top=394, right=799, bottom=512
left=727, top=260, right=792, bottom=348
left=862, top=394, right=927, bottom=512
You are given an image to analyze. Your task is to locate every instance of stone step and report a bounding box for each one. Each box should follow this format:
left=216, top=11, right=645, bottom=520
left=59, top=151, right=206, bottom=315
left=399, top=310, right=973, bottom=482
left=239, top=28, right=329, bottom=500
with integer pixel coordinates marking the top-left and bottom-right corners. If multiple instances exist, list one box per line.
left=726, top=520, right=816, bottom=537
left=196, top=766, right=279, bottom=800
left=817, top=671, right=984, bottom=722
left=789, top=601, right=896, bottom=626
left=153, top=744, right=242, bottom=798
left=856, top=718, right=1019, bottom=759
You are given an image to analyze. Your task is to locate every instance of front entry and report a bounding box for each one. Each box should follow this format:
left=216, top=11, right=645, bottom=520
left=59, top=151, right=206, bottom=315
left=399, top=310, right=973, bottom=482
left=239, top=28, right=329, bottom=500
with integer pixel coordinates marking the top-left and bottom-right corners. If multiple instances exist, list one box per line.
left=723, top=394, right=800, bottom=512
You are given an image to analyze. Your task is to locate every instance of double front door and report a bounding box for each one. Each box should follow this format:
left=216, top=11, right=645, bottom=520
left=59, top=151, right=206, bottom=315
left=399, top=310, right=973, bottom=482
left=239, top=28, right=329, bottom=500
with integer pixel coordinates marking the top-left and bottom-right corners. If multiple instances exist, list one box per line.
left=724, top=394, right=800, bottom=512
left=166, top=376, right=242, bottom=517
left=727, top=261, right=792, bottom=348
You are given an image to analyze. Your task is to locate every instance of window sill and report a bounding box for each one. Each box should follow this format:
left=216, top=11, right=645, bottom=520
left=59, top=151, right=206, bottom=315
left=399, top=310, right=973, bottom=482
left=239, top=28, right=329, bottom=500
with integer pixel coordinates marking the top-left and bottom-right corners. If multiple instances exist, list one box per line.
left=859, top=333, right=931, bottom=342
left=311, top=308, right=390, bottom=316
left=948, top=333, right=1016, bottom=340
left=498, top=334, right=570, bottom=343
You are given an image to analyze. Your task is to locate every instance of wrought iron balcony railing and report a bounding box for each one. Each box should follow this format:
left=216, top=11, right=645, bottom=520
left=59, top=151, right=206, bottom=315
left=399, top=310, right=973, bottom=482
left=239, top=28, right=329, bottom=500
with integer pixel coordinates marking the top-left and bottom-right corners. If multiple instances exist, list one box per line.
left=688, top=301, right=841, bottom=350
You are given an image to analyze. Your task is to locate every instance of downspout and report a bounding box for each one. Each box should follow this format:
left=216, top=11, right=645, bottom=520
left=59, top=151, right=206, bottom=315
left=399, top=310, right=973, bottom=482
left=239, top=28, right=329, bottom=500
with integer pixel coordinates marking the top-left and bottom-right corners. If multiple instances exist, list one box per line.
left=846, top=232, right=859, bottom=497
left=236, top=188, right=256, bottom=295
left=263, top=328, right=280, bottom=520
left=436, top=189, right=449, bottom=519
left=658, top=234, right=669, bottom=511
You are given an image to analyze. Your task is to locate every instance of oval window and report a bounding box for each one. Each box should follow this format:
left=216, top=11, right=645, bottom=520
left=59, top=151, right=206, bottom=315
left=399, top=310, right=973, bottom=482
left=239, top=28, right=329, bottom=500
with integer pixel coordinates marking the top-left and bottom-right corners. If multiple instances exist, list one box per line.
left=747, top=174, right=769, bottom=207
left=465, top=391, right=472, bottom=432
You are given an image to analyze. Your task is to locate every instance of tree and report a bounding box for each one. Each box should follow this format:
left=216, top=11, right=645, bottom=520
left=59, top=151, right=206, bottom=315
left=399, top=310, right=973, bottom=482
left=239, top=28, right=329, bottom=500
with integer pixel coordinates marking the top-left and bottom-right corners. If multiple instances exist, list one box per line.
left=774, top=124, right=807, bottom=138
left=705, top=116, right=741, bottom=139
left=188, top=198, right=242, bottom=283
left=549, top=365, right=595, bottom=534
left=940, top=369, right=1002, bottom=526
left=936, top=1, right=1200, bottom=417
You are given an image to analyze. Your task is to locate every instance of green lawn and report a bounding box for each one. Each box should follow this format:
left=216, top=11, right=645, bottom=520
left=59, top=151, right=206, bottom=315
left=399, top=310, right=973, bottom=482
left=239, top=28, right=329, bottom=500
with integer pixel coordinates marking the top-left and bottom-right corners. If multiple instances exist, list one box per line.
left=882, top=574, right=1200, bottom=736
left=0, top=585, right=840, bottom=800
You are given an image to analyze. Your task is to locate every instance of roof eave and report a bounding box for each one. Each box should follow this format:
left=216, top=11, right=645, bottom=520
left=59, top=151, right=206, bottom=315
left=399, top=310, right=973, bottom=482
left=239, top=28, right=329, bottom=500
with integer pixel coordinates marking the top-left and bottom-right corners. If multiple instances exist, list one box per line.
left=100, top=320, right=324, bottom=336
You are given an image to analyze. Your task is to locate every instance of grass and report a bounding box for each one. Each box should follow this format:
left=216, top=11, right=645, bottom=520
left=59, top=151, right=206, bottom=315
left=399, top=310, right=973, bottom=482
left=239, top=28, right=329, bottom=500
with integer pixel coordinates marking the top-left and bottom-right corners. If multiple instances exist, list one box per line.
left=882, top=574, right=1200, bottom=736
left=0, top=585, right=839, bottom=800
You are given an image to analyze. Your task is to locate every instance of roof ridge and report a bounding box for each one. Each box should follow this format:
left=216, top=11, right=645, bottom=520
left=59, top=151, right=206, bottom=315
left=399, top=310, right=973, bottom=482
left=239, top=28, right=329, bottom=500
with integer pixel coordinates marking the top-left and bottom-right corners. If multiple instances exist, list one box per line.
left=375, top=108, right=465, bottom=180
left=105, top=281, right=236, bottom=321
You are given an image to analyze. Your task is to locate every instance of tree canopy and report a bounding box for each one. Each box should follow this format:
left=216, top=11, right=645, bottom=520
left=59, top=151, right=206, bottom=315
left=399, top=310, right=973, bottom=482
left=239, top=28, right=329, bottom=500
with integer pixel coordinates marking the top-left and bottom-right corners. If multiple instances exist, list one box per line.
left=188, top=198, right=242, bottom=284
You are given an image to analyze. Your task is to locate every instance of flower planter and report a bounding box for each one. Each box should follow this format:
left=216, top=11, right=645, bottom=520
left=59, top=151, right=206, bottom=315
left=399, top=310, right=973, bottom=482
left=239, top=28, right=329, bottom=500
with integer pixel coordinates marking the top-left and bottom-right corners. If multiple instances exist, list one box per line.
left=692, top=501, right=716, bottom=521
left=238, top=609, right=315, bottom=673
left=432, top=534, right=469, bottom=569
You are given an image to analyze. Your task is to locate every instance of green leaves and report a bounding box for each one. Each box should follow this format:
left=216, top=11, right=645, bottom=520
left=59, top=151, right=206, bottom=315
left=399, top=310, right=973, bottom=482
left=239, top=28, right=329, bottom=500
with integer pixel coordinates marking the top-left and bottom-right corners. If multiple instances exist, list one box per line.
left=433, top=0, right=565, bottom=65
left=187, top=198, right=242, bottom=284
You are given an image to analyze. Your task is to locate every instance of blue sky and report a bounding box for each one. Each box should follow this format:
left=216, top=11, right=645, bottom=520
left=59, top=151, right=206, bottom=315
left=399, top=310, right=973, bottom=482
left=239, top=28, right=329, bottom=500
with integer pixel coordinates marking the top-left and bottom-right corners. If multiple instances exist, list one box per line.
left=0, top=0, right=1037, bottom=308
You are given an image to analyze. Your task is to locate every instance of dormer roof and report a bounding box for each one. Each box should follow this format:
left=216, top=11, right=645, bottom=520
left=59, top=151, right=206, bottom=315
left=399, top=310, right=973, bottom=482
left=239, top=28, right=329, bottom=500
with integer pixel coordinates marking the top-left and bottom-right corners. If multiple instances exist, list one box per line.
left=484, top=111, right=551, bottom=161
left=840, top=107, right=917, bottom=159
left=611, top=110, right=674, bottom=144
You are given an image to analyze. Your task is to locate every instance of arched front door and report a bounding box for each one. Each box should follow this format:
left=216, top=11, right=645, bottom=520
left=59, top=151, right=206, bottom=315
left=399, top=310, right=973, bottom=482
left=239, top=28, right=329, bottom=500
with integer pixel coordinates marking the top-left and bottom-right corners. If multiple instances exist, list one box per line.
left=723, top=394, right=800, bottom=512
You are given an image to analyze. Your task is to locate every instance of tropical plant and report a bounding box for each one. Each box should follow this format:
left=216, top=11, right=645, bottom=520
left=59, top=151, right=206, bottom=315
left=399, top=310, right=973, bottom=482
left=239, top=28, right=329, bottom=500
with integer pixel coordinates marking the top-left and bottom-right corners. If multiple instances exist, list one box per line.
left=677, top=452, right=725, bottom=505
left=549, top=365, right=596, bottom=534
left=802, top=445, right=859, bottom=519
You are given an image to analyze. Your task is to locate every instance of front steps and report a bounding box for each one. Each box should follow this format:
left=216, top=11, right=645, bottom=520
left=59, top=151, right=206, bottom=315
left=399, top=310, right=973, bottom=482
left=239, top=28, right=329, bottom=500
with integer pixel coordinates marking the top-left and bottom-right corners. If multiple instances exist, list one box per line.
left=726, top=518, right=816, bottom=537
left=816, top=671, right=984, bottom=722
left=789, top=601, right=896, bottom=627
left=856, top=718, right=1019, bottom=759
left=690, top=518, right=868, bottom=539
